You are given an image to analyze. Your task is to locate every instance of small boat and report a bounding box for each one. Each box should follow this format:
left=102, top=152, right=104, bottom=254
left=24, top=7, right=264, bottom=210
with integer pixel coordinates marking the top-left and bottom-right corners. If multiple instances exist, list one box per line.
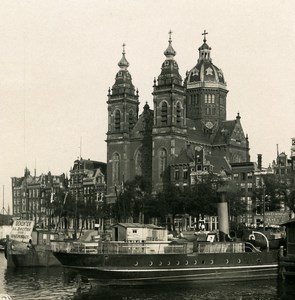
left=5, top=220, right=63, bottom=267
left=52, top=222, right=279, bottom=285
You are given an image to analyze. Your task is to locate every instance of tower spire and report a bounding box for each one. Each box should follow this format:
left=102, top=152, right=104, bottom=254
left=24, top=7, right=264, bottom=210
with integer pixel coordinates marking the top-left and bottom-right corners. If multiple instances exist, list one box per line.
left=164, top=30, right=176, bottom=59
left=118, top=43, right=129, bottom=70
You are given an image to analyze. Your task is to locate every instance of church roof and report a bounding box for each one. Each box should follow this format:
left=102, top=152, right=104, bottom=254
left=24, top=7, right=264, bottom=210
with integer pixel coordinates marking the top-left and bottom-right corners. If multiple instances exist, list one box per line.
left=172, top=146, right=231, bottom=174
left=209, top=153, right=232, bottom=174
left=174, top=148, right=194, bottom=164
left=186, top=60, right=225, bottom=85
left=185, top=32, right=226, bottom=87
left=186, top=119, right=212, bottom=145
left=213, top=120, right=237, bottom=144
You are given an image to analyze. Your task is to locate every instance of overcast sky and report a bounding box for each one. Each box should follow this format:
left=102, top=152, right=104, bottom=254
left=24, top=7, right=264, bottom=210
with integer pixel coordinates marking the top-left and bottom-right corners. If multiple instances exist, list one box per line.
left=0, top=0, right=294, bottom=210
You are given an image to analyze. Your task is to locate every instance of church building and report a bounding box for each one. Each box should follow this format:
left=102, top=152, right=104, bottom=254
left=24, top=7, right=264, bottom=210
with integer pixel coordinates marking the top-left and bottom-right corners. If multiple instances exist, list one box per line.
left=106, top=31, right=250, bottom=202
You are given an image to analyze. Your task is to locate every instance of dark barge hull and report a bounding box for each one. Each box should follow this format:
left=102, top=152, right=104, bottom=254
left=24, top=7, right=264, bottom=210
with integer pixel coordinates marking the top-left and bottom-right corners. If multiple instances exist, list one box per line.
left=279, top=255, right=295, bottom=281
left=6, top=247, right=61, bottom=267
left=54, top=251, right=279, bottom=285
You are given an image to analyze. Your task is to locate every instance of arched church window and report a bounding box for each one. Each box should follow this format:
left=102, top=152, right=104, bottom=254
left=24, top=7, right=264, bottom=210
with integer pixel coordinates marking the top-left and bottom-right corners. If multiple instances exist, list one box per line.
left=208, top=94, right=212, bottom=104
left=206, top=106, right=211, bottom=115
left=128, top=110, right=135, bottom=131
left=114, top=110, right=121, bottom=132
left=135, top=149, right=143, bottom=176
left=212, top=94, right=215, bottom=104
left=112, top=153, right=120, bottom=184
left=232, top=152, right=242, bottom=163
left=159, top=148, right=167, bottom=176
left=161, top=102, right=168, bottom=126
left=176, top=102, right=181, bottom=124
left=191, top=95, right=196, bottom=106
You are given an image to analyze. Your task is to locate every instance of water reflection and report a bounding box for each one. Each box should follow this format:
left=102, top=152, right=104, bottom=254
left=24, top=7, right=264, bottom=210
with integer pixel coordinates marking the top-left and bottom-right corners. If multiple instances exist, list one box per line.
left=1, top=254, right=294, bottom=300
left=4, top=266, right=79, bottom=300
left=73, top=280, right=281, bottom=300
left=278, top=280, right=295, bottom=300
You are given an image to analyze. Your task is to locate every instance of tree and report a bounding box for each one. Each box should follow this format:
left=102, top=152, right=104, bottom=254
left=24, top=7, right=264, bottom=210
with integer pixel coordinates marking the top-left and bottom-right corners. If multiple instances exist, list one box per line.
left=226, top=181, right=246, bottom=217
left=152, top=183, right=187, bottom=231
left=147, top=173, right=226, bottom=231
left=114, top=176, right=152, bottom=223
left=226, top=181, right=247, bottom=230
left=185, top=173, right=233, bottom=223
left=50, top=189, right=74, bottom=230
left=252, top=174, right=292, bottom=214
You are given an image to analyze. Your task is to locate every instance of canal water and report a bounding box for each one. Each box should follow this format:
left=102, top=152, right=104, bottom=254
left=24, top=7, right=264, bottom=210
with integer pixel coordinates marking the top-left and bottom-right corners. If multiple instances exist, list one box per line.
left=0, top=252, right=294, bottom=300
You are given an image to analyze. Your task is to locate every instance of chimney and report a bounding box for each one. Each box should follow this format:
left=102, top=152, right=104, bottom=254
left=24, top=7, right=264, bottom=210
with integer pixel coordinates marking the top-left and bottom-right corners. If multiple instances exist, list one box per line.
left=257, top=154, right=262, bottom=170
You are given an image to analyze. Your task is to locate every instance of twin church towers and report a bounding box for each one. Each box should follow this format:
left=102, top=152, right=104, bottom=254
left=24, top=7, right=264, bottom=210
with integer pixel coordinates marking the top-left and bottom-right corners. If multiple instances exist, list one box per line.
left=106, top=31, right=250, bottom=201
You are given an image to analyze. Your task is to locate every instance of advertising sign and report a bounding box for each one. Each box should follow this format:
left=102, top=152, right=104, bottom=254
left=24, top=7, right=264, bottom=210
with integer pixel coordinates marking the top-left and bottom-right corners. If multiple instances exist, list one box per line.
left=10, top=220, right=34, bottom=242
left=264, top=212, right=289, bottom=226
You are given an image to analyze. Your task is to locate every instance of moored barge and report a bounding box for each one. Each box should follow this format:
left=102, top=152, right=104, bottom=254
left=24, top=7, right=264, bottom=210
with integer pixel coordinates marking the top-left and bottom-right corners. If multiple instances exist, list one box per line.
left=52, top=223, right=279, bottom=285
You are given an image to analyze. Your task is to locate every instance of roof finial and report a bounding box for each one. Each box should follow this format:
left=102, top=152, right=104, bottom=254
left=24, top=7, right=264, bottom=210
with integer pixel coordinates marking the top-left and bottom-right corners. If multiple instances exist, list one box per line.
left=202, top=30, right=208, bottom=43
left=118, top=42, right=129, bottom=70
left=168, top=30, right=172, bottom=43
left=164, top=30, right=176, bottom=58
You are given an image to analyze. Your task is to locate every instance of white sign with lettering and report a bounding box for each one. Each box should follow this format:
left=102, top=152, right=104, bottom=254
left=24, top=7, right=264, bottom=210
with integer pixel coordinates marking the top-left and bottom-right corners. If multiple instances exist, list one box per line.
left=10, top=220, right=34, bottom=242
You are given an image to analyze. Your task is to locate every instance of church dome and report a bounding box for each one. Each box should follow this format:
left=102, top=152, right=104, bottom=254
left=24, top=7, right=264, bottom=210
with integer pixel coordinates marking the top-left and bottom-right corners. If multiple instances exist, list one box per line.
left=156, top=31, right=182, bottom=86
left=112, top=44, right=135, bottom=95
left=185, top=32, right=226, bottom=87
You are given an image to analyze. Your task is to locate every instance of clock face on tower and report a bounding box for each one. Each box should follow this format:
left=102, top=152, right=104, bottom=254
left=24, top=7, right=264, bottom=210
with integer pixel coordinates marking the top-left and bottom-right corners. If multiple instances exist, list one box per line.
left=205, top=121, right=214, bottom=129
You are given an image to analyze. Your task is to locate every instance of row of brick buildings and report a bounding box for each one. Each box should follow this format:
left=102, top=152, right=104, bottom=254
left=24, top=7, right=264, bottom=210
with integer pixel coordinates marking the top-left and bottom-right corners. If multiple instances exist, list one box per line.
left=11, top=159, right=106, bottom=233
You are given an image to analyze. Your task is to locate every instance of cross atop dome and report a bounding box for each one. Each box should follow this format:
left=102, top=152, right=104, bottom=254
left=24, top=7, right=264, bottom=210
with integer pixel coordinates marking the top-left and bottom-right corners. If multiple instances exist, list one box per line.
left=202, top=30, right=208, bottom=43
left=118, top=42, right=129, bottom=70
left=198, top=30, right=212, bottom=61
left=164, top=30, right=176, bottom=59
left=168, top=30, right=172, bottom=43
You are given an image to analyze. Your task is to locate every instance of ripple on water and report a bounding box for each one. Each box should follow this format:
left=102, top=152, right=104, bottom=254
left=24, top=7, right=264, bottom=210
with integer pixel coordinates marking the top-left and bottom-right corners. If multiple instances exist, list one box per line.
left=1, top=254, right=294, bottom=300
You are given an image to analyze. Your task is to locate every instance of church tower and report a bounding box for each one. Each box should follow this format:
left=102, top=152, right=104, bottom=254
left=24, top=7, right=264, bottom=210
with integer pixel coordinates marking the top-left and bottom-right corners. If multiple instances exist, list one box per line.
left=152, top=32, right=187, bottom=191
left=106, top=44, right=139, bottom=200
left=184, top=31, right=228, bottom=133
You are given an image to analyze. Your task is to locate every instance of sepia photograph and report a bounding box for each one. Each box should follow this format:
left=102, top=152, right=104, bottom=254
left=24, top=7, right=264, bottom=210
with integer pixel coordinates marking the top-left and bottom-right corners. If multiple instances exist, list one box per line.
left=0, top=1, right=294, bottom=299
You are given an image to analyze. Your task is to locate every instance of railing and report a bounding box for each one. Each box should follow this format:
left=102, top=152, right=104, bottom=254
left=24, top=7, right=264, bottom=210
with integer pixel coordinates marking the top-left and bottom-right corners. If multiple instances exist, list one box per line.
left=245, top=242, right=261, bottom=253
left=197, top=242, right=245, bottom=253
left=251, top=231, right=270, bottom=252
left=52, top=241, right=187, bottom=255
